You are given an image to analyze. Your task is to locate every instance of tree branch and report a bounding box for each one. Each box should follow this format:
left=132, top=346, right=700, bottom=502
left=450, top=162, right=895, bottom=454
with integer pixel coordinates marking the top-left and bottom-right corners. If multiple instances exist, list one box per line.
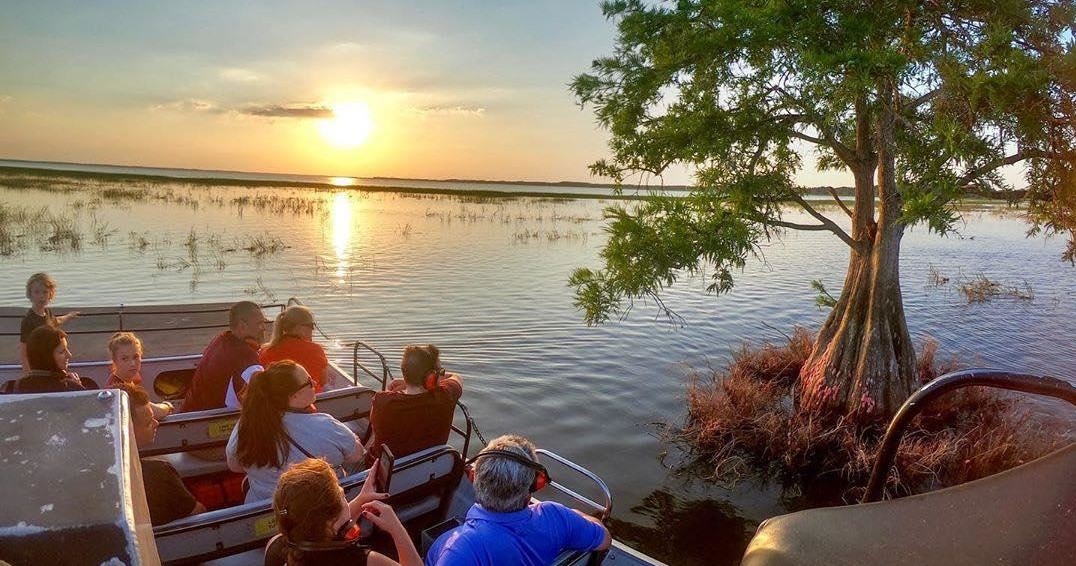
left=790, top=194, right=860, bottom=250
left=955, top=149, right=1073, bottom=186
left=827, top=188, right=854, bottom=219
left=904, top=88, right=940, bottom=112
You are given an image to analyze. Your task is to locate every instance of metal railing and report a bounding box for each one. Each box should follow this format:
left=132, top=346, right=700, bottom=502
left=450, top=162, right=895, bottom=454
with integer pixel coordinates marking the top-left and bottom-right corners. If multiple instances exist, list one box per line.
left=536, top=448, right=614, bottom=520
left=863, top=368, right=1076, bottom=503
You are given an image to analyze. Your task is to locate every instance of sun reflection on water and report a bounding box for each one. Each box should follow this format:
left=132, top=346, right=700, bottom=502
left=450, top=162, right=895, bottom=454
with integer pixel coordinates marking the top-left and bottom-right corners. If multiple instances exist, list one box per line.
left=329, top=176, right=357, bottom=187
left=331, top=192, right=353, bottom=277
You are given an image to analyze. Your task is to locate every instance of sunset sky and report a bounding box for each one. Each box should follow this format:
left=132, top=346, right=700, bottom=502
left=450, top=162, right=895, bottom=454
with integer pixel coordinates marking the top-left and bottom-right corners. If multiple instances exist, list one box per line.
left=0, top=1, right=854, bottom=186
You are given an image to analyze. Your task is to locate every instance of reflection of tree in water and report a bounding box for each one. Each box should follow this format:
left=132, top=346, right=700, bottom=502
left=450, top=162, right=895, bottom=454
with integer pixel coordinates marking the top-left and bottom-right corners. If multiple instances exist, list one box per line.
left=609, top=489, right=753, bottom=566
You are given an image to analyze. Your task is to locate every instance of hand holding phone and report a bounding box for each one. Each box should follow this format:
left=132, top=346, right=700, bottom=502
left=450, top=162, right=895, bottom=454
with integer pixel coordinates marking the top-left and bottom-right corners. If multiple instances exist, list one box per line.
left=376, top=444, right=395, bottom=493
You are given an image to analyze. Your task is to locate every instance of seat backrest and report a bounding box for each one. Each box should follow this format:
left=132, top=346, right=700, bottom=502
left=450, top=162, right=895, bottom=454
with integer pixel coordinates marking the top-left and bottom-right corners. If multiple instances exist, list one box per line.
left=153, top=445, right=463, bottom=565
left=370, top=390, right=457, bottom=461
left=142, top=385, right=376, bottom=457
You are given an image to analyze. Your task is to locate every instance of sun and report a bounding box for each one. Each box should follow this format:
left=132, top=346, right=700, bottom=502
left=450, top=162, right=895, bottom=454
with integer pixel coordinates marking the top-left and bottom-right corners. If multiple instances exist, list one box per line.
left=318, top=102, right=374, bottom=148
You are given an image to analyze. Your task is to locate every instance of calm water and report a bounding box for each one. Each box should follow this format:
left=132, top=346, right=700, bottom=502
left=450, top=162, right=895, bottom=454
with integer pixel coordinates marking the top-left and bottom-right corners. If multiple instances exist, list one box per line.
left=1, top=169, right=1074, bottom=565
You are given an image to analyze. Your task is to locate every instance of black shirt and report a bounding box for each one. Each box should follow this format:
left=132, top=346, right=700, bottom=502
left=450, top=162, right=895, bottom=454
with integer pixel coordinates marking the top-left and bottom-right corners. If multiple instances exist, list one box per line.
left=264, top=534, right=370, bottom=566
left=142, top=459, right=199, bottom=526
left=20, top=308, right=55, bottom=343
left=8, top=370, right=88, bottom=394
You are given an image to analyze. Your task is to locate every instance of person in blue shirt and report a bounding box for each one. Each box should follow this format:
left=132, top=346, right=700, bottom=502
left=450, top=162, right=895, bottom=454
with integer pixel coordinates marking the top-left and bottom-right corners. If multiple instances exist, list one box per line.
left=426, top=435, right=611, bottom=566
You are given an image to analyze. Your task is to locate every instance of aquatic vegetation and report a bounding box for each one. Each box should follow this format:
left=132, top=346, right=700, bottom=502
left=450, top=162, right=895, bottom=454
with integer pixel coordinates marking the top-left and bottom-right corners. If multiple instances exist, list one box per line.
left=239, top=232, right=288, bottom=257
left=957, top=273, right=1035, bottom=303
left=927, top=264, right=950, bottom=286
left=675, top=329, right=1059, bottom=500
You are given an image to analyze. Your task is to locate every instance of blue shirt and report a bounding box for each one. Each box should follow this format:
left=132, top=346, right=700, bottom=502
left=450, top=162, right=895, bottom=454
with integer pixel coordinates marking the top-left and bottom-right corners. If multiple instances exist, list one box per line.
left=426, top=501, right=607, bottom=566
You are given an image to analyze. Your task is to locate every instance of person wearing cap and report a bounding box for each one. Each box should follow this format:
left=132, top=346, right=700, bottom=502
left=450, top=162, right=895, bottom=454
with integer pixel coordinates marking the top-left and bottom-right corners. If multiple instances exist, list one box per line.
left=425, top=435, right=611, bottom=566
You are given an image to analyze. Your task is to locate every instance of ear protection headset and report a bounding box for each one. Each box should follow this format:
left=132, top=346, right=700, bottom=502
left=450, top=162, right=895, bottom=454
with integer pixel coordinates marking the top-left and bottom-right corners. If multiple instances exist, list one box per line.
left=425, top=366, right=446, bottom=391
left=281, top=518, right=365, bottom=552
left=465, top=449, right=551, bottom=493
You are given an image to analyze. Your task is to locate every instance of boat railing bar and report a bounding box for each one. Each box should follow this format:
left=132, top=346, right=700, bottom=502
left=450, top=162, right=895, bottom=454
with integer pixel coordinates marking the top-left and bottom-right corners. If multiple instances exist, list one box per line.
left=536, top=448, right=613, bottom=520
left=0, top=323, right=231, bottom=337
left=0, top=353, right=203, bottom=372
left=863, top=368, right=1076, bottom=503
left=0, top=302, right=285, bottom=319
left=349, top=340, right=391, bottom=390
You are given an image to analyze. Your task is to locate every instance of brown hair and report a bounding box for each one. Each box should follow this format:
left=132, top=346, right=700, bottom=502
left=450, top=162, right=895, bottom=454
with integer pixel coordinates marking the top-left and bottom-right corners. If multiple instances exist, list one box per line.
left=273, top=458, right=345, bottom=565
left=400, top=344, right=440, bottom=386
left=235, top=361, right=304, bottom=469
left=25, top=272, right=57, bottom=300
left=269, top=306, right=315, bottom=349
left=26, top=324, right=67, bottom=373
left=115, top=382, right=150, bottom=411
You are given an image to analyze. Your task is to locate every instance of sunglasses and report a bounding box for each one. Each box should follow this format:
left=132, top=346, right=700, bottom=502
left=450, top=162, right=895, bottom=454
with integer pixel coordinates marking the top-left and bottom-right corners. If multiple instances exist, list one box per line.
left=293, top=378, right=314, bottom=393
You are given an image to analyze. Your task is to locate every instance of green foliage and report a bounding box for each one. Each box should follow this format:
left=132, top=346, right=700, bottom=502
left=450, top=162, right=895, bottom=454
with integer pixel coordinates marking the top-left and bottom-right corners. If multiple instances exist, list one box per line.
left=810, top=280, right=838, bottom=310
left=571, top=0, right=1076, bottom=322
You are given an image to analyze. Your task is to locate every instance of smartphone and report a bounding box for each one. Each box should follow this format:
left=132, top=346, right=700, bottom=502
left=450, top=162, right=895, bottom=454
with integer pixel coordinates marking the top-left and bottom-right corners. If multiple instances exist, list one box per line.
left=376, top=444, right=395, bottom=493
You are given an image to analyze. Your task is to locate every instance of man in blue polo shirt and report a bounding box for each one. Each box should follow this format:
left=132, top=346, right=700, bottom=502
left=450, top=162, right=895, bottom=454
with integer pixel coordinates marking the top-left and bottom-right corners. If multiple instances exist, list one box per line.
left=426, top=435, right=611, bottom=566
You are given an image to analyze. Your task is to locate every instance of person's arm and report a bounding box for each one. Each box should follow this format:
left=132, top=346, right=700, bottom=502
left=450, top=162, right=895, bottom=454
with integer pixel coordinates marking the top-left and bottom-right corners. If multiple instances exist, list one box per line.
left=151, top=401, right=175, bottom=419
left=225, top=427, right=245, bottom=473
left=361, top=501, right=423, bottom=566
left=56, top=311, right=79, bottom=325
left=344, top=436, right=366, bottom=464
left=18, top=342, right=28, bottom=372
left=572, top=509, right=612, bottom=551
left=191, top=501, right=206, bottom=515
left=440, top=373, right=463, bottom=400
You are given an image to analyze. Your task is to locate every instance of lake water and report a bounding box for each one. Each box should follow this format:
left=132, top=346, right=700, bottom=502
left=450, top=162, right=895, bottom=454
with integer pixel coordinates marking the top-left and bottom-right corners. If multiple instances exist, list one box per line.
left=1, top=165, right=1074, bottom=565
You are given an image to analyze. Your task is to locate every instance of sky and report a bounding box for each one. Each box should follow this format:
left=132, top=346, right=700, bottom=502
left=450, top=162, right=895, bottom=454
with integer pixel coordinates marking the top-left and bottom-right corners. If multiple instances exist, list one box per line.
left=0, top=0, right=853, bottom=186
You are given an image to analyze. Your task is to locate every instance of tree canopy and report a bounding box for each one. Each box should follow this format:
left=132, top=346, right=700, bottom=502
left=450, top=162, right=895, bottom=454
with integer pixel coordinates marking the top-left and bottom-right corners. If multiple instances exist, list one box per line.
left=572, top=0, right=1076, bottom=325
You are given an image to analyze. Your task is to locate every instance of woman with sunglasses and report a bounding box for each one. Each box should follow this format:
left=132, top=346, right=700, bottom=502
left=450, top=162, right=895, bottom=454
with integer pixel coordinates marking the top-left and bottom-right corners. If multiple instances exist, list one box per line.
left=260, top=305, right=331, bottom=392
left=227, top=361, right=365, bottom=503
left=266, top=458, right=421, bottom=566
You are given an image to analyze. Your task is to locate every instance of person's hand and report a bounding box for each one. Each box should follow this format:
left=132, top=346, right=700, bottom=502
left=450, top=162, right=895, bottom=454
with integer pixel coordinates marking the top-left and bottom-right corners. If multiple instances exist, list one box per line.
left=361, top=500, right=406, bottom=536
left=349, top=460, right=388, bottom=515
left=387, top=378, right=407, bottom=392
left=57, top=311, right=79, bottom=325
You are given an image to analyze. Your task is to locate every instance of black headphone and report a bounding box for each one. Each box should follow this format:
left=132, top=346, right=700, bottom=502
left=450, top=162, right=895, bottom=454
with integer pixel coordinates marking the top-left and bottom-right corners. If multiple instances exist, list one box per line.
left=465, top=449, right=551, bottom=493
left=281, top=519, right=366, bottom=552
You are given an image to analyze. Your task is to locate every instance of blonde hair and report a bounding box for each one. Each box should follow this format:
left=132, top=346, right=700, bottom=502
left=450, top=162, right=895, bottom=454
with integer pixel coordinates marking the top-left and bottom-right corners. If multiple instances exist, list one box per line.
left=269, top=306, right=315, bottom=348
left=25, top=272, right=57, bottom=300
left=108, top=332, right=144, bottom=376
left=108, top=332, right=143, bottom=358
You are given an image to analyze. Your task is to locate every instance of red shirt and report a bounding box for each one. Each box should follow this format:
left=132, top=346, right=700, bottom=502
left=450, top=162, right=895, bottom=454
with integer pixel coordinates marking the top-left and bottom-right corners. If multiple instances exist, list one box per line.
left=368, top=377, right=462, bottom=461
left=259, top=336, right=329, bottom=391
left=183, top=331, right=260, bottom=412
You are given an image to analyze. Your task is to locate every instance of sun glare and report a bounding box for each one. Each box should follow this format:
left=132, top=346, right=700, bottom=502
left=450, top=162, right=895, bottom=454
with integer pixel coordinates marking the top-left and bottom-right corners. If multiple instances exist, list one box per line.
left=318, top=102, right=374, bottom=148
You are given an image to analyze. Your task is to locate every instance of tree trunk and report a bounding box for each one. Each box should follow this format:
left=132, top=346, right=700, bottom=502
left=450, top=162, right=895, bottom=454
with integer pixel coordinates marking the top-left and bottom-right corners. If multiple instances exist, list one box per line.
left=798, top=90, right=917, bottom=420
left=798, top=223, right=917, bottom=419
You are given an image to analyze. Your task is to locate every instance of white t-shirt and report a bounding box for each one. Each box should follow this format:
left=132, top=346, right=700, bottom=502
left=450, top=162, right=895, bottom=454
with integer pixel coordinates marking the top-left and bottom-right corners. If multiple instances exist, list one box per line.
left=226, top=411, right=358, bottom=503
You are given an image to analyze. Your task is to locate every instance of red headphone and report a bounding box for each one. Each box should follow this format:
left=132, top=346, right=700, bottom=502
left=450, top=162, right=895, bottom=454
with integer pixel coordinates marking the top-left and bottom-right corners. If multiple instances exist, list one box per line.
left=425, top=366, right=446, bottom=391
left=465, top=449, right=550, bottom=493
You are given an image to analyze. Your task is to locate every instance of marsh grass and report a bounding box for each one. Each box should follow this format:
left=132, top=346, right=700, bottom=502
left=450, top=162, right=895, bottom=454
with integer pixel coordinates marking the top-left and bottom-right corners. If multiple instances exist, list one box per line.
left=957, top=273, right=1035, bottom=303
left=676, top=328, right=1059, bottom=501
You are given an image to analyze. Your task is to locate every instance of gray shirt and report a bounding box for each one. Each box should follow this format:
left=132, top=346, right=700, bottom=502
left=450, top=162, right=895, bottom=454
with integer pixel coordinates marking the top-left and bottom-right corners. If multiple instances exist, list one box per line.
left=226, top=411, right=357, bottom=503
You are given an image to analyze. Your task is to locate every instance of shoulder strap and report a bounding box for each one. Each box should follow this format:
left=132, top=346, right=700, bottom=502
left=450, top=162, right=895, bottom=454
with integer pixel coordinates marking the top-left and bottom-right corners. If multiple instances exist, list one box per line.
left=280, top=427, right=316, bottom=459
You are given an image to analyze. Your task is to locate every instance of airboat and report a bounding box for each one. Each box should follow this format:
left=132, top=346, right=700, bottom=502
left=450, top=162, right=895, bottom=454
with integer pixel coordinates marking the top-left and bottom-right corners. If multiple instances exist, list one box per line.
left=0, top=300, right=664, bottom=565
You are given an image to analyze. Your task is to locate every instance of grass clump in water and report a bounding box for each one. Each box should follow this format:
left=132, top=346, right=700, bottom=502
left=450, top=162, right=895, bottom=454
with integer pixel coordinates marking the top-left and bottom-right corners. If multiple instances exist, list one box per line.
left=676, top=327, right=1059, bottom=501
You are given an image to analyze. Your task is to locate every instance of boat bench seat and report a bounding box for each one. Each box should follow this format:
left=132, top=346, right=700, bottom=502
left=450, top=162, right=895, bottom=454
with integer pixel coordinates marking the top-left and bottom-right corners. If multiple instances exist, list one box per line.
left=741, top=442, right=1076, bottom=566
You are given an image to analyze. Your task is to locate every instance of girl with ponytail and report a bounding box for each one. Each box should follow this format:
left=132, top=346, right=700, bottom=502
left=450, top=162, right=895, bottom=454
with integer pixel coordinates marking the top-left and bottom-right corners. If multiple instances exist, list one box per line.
left=260, top=306, right=331, bottom=391
left=226, top=361, right=365, bottom=503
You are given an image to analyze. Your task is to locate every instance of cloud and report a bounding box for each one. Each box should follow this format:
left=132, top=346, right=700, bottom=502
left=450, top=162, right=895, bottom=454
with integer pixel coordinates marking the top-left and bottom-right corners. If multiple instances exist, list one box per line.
left=240, top=103, right=333, bottom=118
left=218, top=67, right=263, bottom=83
left=152, top=99, right=219, bottom=113
left=152, top=99, right=332, bottom=120
left=412, top=105, right=486, bottom=118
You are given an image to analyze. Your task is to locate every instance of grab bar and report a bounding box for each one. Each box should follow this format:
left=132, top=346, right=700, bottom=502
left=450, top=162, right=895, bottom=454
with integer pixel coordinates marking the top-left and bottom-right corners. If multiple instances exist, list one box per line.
left=536, top=448, right=613, bottom=520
